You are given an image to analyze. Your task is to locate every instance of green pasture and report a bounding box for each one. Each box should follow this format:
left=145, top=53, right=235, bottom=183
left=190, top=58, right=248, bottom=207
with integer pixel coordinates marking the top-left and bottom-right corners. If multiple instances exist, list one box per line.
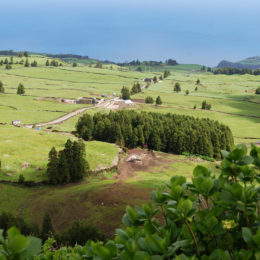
left=133, top=72, right=260, bottom=142
left=0, top=125, right=118, bottom=182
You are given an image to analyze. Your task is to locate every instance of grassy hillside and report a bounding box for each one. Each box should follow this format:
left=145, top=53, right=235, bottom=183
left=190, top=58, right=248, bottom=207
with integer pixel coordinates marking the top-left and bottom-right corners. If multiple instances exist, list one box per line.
left=132, top=72, right=260, bottom=143
left=0, top=54, right=259, bottom=238
left=0, top=149, right=215, bottom=236
left=0, top=125, right=118, bottom=182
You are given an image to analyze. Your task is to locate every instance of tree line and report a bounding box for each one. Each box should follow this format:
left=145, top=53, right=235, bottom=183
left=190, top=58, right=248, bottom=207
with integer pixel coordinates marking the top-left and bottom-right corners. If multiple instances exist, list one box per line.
left=213, top=67, right=260, bottom=75
left=47, top=139, right=89, bottom=185
left=0, top=211, right=105, bottom=246
left=76, top=110, right=234, bottom=159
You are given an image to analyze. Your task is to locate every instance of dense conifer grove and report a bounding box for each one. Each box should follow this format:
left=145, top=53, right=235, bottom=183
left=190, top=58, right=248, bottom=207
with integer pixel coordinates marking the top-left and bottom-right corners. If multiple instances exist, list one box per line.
left=76, top=110, right=234, bottom=159
left=47, top=139, right=89, bottom=184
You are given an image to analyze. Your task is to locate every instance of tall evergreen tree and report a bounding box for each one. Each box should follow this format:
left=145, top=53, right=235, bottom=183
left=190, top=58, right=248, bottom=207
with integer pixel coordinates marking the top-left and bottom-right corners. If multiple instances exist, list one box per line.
left=47, top=147, right=59, bottom=184
left=24, top=58, right=30, bottom=67
left=0, top=81, right=4, bottom=93
left=174, top=82, right=181, bottom=92
left=46, top=60, right=50, bottom=66
left=156, top=96, right=162, bottom=105
left=121, top=86, right=130, bottom=100
left=41, top=213, right=54, bottom=242
left=57, top=150, right=70, bottom=183
left=17, top=83, right=25, bottom=95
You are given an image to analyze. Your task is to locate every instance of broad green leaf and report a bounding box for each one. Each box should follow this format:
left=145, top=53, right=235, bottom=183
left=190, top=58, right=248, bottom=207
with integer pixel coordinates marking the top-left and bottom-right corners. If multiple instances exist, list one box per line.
left=177, top=199, right=192, bottom=217
left=20, top=237, right=41, bottom=259
left=242, top=227, right=253, bottom=244
left=8, top=234, right=29, bottom=254
left=144, top=222, right=157, bottom=235
left=91, top=242, right=111, bottom=258
left=134, top=251, right=150, bottom=260
left=193, top=165, right=209, bottom=177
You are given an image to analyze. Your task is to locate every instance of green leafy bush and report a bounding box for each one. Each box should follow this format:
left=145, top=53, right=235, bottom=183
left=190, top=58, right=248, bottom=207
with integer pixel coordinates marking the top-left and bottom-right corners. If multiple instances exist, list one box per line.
left=2, top=144, right=259, bottom=259
left=34, top=144, right=260, bottom=258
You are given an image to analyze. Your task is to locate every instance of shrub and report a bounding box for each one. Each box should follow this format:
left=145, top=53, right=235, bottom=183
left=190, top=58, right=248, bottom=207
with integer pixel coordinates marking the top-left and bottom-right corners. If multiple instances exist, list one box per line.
left=121, top=86, right=130, bottom=100
left=145, top=96, right=154, bottom=104
left=17, top=83, right=25, bottom=95
left=156, top=96, right=162, bottom=105
left=174, top=82, right=181, bottom=92
left=201, top=100, right=211, bottom=110
left=57, top=220, right=106, bottom=246
left=0, top=81, right=4, bottom=93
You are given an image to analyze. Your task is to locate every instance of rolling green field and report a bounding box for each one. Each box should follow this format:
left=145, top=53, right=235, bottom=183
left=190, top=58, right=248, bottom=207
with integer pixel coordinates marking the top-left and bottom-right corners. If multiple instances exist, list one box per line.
left=0, top=54, right=259, bottom=236
left=132, top=72, right=260, bottom=143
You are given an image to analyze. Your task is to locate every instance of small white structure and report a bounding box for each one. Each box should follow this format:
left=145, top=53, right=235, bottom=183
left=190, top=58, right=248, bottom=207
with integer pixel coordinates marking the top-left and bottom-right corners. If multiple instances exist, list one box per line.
left=61, top=99, right=75, bottom=104
left=12, top=120, right=21, bottom=125
left=124, top=100, right=133, bottom=105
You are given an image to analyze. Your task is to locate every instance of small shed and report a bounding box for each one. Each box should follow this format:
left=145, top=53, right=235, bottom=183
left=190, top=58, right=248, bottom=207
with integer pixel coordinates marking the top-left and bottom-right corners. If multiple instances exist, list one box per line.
left=12, top=120, right=21, bottom=125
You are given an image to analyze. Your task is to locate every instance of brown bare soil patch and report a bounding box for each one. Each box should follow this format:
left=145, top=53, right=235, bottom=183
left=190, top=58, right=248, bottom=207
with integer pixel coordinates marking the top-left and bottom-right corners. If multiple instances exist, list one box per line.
left=131, top=98, right=145, bottom=103
left=118, top=148, right=176, bottom=181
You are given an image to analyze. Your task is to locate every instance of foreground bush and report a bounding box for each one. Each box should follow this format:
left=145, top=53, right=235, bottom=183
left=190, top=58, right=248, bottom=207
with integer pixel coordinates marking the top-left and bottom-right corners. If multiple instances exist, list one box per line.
left=1, top=144, right=259, bottom=259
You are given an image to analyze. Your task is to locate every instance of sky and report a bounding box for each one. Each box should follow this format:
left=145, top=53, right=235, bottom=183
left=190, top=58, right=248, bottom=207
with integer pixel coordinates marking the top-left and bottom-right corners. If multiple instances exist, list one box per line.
left=0, top=0, right=260, bottom=66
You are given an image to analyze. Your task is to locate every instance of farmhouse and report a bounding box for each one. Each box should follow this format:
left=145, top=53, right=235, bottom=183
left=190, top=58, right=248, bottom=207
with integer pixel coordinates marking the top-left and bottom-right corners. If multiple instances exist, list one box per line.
left=12, top=120, right=21, bottom=125
left=76, top=97, right=101, bottom=104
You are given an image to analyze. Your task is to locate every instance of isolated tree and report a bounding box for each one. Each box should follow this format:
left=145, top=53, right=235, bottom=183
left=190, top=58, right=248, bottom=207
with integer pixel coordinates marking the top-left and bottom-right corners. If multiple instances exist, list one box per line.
left=41, top=213, right=54, bottom=241
left=196, top=79, right=200, bottom=85
left=195, top=86, right=198, bottom=91
left=256, top=87, right=260, bottom=94
left=5, top=64, right=12, bottom=70
left=145, top=96, right=154, bottom=104
left=24, top=58, right=30, bottom=67
left=0, top=81, right=4, bottom=93
left=185, top=89, right=189, bottom=95
left=9, top=57, right=13, bottom=64
left=45, top=60, right=49, bottom=66
left=72, top=62, right=77, bottom=67
left=131, top=82, right=141, bottom=94
left=24, top=51, right=29, bottom=57
left=156, top=96, right=162, bottom=105
left=174, top=82, right=181, bottom=93
left=153, top=76, right=157, bottom=83
left=17, top=83, right=25, bottom=94
left=18, top=52, right=23, bottom=58
left=121, top=86, right=130, bottom=100
left=31, top=60, right=37, bottom=67
left=159, top=75, right=163, bottom=80
left=163, top=70, right=170, bottom=78
left=201, top=100, right=211, bottom=110
left=4, top=58, right=8, bottom=64
left=18, top=174, right=25, bottom=184
left=207, top=67, right=212, bottom=72
left=193, top=104, right=196, bottom=109
left=95, top=62, right=102, bottom=68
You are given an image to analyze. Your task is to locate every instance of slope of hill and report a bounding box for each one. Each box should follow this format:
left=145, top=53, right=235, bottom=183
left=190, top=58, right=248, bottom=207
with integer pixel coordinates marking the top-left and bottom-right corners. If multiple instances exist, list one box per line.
left=217, top=56, right=260, bottom=69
